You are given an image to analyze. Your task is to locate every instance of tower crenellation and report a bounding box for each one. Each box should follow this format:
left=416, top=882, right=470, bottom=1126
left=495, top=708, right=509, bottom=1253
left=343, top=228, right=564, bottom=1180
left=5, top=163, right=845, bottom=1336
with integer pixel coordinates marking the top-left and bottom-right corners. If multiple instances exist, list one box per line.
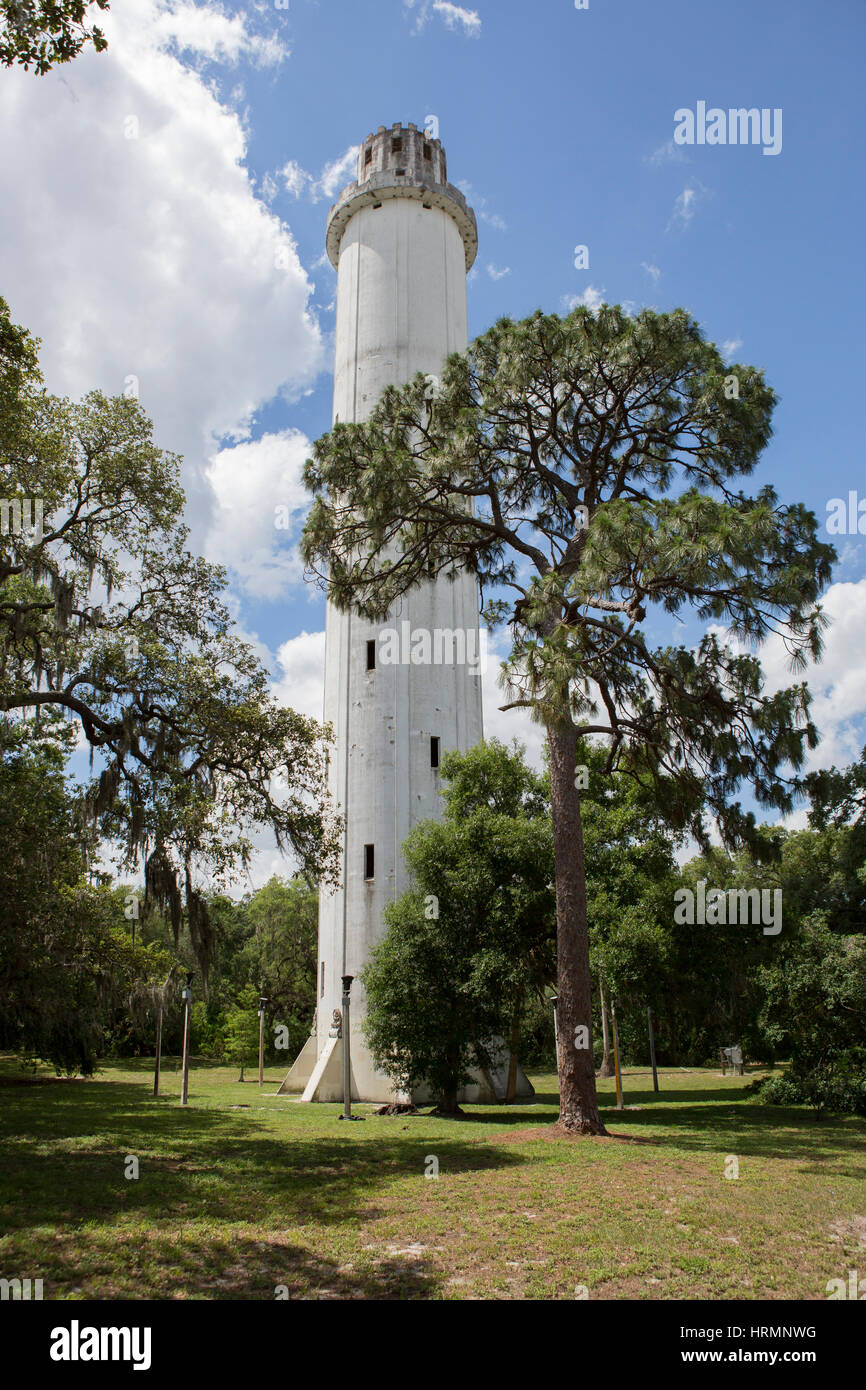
left=326, top=121, right=477, bottom=272
left=357, top=121, right=447, bottom=187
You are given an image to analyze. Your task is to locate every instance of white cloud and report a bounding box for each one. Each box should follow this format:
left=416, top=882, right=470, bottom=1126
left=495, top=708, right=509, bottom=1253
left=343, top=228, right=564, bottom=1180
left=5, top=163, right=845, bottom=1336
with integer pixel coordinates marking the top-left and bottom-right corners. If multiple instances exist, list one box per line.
left=486, top=263, right=511, bottom=281
left=667, top=183, right=710, bottom=231
left=482, top=635, right=547, bottom=770
left=275, top=145, right=357, bottom=204
left=281, top=158, right=311, bottom=198
left=433, top=1, right=482, bottom=34
left=721, top=337, right=743, bottom=359
left=259, top=170, right=279, bottom=203
left=750, top=580, right=866, bottom=775
left=645, top=138, right=687, bottom=167
left=0, top=0, right=323, bottom=550
left=641, top=261, right=661, bottom=282
left=404, top=0, right=482, bottom=36
left=148, top=3, right=287, bottom=66
left=272, top=629, right=327, bottom=722
left=317, top=145, right=359, bottom=200
left=481, top=211, right=507, bottom=232
left=563, top=285, right=606, bottom=312
left=204, top=429, right=312, bottom=599
left=457, top=180, right=507, bottom=231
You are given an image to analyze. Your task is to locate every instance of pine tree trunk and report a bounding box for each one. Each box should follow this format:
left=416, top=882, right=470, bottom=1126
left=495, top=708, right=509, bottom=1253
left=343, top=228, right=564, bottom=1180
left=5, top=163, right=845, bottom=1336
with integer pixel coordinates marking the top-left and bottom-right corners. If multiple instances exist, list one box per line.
left=599, top=976, right=613, bottom=1078
left=546, top=716, right=607, bottom=1135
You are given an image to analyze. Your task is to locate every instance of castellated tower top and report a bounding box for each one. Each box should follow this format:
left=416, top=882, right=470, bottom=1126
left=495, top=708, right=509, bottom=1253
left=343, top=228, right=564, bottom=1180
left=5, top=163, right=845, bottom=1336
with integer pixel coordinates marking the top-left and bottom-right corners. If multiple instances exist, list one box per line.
left=326, top=121, right=478, bottom=272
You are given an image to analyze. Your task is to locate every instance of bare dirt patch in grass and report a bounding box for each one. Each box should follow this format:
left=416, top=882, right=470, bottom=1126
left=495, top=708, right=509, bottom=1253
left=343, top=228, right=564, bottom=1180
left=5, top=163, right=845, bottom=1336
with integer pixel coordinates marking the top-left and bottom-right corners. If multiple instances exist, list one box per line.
left=480, top=1123, right=661, bottom=1146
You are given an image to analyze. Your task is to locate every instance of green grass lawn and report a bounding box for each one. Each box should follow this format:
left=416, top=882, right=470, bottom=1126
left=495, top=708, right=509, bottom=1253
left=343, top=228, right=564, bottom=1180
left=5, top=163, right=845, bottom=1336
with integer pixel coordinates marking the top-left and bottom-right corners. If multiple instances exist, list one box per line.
left=1, top=1055, right=864, bottom=1300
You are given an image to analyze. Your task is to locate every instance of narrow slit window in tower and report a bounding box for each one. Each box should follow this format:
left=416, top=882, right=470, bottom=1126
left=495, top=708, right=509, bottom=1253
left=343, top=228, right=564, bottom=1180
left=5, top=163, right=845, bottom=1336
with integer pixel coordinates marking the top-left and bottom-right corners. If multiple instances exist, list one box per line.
left=366, top=639, right=376, bottom=671
left=320, top=960, right=325, bottom=998
left=430, top=736, right=440, bottom=769
left=364, top=145, right=372, bottom=166
left=423, top=143, right=432, bottom=161
left=364, top=844, right=375, bottom=880
left=391, top=138, right=403, bottom=154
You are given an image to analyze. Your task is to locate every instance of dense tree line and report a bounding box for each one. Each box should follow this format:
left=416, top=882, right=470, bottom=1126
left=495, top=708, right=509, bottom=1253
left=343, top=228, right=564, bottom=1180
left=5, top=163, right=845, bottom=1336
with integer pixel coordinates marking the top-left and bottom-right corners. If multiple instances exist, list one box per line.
left=0, top=297, right=330, bottom=1073
left=363, top=741, right=866, bottom=1115
left=0, top=709, right=319, bottom=1071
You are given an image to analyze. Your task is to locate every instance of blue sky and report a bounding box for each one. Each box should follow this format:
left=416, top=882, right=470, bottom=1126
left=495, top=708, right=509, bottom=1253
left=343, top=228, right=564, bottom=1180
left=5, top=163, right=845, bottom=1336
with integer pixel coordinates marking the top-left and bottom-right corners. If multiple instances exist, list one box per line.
left=2, top=0, right=864, bottom=880
left=243, top=0, right=866, bottom=638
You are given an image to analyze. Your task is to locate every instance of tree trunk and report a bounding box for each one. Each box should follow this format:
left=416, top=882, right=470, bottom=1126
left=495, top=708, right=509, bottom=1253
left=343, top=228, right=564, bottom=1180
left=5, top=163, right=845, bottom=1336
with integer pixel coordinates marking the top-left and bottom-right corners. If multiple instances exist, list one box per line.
left=504, top=1004, right=521, bottom=1103
left=546, top=717, right=607, bottom=1135
left=434, top=1087, right=462, bottom=1115
left=599, top=977, right=613, bottom=1078
left=434, top=1051, right=462, bottom=1115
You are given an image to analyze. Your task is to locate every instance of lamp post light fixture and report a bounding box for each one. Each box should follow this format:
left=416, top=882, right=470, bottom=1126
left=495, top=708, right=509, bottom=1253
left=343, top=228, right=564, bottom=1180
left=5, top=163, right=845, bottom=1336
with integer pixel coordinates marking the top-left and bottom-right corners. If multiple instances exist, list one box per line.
left=180, top=972, right=194, bottom=1107
left=549, top=992, right=559, bottom=1058
left=338, top=975, right=363, bottom=1121
left=258, top=995, right=268, bottom=1087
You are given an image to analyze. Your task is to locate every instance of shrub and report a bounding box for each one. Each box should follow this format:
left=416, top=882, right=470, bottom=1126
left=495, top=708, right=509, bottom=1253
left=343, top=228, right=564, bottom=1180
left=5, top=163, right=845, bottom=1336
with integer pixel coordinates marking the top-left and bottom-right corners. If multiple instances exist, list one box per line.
left=760, top=1049, right=866, bottom=1115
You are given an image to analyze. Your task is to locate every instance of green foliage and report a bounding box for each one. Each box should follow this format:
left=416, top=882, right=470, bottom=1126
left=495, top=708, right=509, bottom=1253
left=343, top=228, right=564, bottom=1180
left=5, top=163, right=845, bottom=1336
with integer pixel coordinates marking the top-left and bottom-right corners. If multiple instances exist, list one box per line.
left=806, top=743, right=866, bottom=831
left=363, top=741, right=555, bottom=1108
left=0, top=297, right=338, bottom=986
left=0, top=716, right=174, bottom=1072
left=241, top=875, right=318, bottom=1062
left=756, top=915, right=866, bottom=1113
left=759, top=1054, right=866, bottom=1117
left=189, top=1000, right=227, bottom=1061
left=0, top=0, right=108, bottom=74
left=577, top=738, right=681, bottom=1045
left=224, top=986, right=262, bottom=1080
left=0, top=715, right=157, bottom=1070
left=304, top=304, right=833, bottom=853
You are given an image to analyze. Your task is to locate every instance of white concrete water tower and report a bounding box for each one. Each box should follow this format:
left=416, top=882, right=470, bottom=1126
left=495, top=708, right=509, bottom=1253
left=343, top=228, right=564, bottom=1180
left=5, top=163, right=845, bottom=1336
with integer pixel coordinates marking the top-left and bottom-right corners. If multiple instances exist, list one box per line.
left=284, top=122, right=531, bottom=1104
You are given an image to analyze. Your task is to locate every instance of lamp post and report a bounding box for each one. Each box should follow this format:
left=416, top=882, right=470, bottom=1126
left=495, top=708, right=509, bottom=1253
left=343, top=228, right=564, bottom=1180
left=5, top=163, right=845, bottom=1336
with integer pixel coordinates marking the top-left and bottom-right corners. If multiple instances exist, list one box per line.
left=647, top=1006, right=659, bottom=1093
left=338, top=975, right=362, bottom=1121
left=258, top=995, right=268, bottom=1087
left=180, top=972, right=193, bottom=1107
left=154, top=1003, right=163, bottom=1098
left=611, top=1000, right=624, bottom=1110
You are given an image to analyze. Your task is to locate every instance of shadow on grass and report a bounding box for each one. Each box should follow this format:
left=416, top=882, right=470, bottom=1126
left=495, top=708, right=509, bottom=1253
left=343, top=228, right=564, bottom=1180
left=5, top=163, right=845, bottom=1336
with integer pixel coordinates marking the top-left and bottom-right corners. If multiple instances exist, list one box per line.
left=592, top=1090, right=866, bottom=1172
left=448, top=1082, right=866, bottom=1174
left=25, top=1229, right=440, bottom=1301
left=0, top=1080, right=524, bottom=1242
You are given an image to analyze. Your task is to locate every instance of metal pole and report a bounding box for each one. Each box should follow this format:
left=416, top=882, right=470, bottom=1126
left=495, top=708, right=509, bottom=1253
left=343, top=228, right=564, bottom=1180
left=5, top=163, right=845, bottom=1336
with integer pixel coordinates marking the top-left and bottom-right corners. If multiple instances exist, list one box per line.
left=611, top=1002, right=624, bottom=1110
left=647, top=1006, right=659, bottom=1093
left=154, top=1006, right=162, bottom=1098
left=258, top=997, right=266, bottom=1088
left=342, top=976, right=352, bottom=1119
left=180, top=988, right=191, bottom=1106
